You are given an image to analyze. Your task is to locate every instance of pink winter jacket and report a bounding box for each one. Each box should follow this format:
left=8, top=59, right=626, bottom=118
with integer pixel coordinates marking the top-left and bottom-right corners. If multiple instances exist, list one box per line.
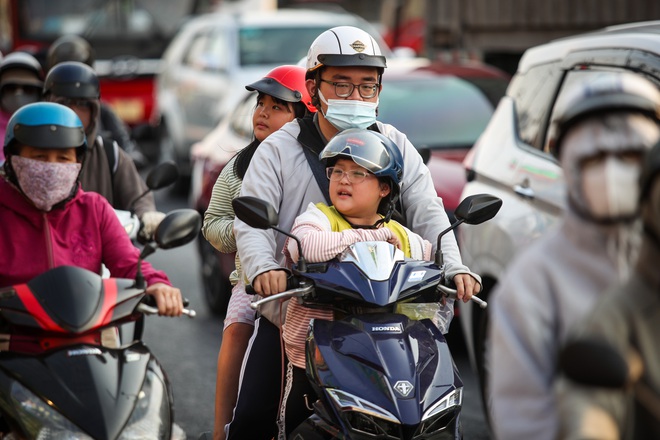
left=0, top=177, right=170, bottom=288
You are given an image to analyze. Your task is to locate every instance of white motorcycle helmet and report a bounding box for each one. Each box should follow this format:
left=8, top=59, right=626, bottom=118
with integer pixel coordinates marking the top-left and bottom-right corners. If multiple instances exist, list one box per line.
left=306, top=26, right=387, bottom=77
left=550, top=72, right=660, bottom=222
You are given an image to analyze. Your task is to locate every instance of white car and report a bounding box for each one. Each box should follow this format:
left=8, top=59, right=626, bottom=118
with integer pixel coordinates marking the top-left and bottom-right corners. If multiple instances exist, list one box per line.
left=456, top=20, right=660, bottom=412
left=156, top=7, right=390, bottom=177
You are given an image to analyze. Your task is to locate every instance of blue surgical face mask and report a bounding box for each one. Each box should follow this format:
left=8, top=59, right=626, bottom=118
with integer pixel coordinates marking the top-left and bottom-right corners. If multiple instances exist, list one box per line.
left=319, top=89, right=378, bottom=131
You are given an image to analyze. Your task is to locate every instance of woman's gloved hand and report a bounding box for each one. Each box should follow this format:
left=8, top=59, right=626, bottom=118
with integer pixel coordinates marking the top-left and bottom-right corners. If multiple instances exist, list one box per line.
left=139, top=211, right=167, bottom=242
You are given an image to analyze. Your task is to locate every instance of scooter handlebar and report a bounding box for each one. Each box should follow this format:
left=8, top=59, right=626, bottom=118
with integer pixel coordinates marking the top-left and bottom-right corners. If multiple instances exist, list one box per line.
left=437, top=284, right=488, bottom=309
left=136, top=303, right=196, bottom=318
left=249, top=285, right=314, bottom=310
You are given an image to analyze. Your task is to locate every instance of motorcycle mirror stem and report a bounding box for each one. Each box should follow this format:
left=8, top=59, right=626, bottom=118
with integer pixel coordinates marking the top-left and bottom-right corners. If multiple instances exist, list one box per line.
left=134, top=243, right=157, bottom=289
left=434, top=218, right=465, bottom=267
left=128, top=161, right=180, bottom=216
left=434, top=194, right=503, bottom=266
left=129, top=189, right=150, bottom=217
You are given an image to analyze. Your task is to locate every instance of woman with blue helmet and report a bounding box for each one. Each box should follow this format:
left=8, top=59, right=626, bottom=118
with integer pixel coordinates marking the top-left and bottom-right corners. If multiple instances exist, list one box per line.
left=278, top=129, right=447, bottom=436
left=0, top=102, right=183, bottom=317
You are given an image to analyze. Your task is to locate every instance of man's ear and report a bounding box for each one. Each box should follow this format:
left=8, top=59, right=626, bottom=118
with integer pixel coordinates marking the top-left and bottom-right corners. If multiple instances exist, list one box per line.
left=306, top=78, right=316, bottom=99
left=307, top=78, right=320, bottom=110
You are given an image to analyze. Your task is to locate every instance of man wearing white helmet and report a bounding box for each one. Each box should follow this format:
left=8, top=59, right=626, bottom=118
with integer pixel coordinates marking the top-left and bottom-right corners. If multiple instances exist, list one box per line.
left=487, top=72, right=660, bottom=440
left=228, top=26, right=481, bottom=439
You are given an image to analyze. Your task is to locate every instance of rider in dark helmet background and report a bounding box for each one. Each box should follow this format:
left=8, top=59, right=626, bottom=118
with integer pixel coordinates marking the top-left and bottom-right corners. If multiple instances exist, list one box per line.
left=43, top=61, right=165, bottom=240
left=0, top=51, right=44, bottom=163
left=46, top=34, right=146, bottom=167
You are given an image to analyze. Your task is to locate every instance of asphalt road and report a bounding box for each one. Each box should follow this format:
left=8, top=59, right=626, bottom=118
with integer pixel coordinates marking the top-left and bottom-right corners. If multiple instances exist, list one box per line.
left=142, top=186, right=492, bottom=439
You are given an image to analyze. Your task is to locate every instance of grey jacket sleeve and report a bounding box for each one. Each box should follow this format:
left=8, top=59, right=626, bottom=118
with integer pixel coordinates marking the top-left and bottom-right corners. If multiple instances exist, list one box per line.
left=233, top=140, right=287, bottom=283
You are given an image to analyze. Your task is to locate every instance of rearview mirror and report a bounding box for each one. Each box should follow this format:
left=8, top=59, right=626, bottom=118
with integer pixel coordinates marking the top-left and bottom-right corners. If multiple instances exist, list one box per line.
left=146, top=161, right=179, bottom=190
left=559, top=338, right=629, bottom=388
left=232, top=196, right=279, bottom=230
left=154, top=209, right=202, bottom=249
left=232, top=196, right=308, bottom=271
left=454, top=194, right=502, bottom=225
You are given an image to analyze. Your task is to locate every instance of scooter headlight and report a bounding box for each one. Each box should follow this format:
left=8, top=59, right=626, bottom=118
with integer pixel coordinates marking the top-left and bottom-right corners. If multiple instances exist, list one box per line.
left=416, top=387, right=462, bottom=436
left=8, top=379, right=94, bottom=439
left=326, top=388, right=401, bottom=437
left=120, top=369, right=171, bottom=439
left=5, top=369, right=173, bottom=439
left=423, top=387, right=462, bottom=420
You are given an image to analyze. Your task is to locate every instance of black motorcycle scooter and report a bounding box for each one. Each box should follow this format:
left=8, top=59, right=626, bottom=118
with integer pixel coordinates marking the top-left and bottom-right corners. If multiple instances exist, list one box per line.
left=0, top=206, right=201, bottom=438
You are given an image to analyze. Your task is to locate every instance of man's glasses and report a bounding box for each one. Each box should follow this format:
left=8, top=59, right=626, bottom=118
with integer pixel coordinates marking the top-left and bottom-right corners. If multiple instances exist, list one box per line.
left=55, top=97, right=94, bottom=111
left=320, top=79, right=379, bottom=99
left=326, top=167, right=373, bottom=184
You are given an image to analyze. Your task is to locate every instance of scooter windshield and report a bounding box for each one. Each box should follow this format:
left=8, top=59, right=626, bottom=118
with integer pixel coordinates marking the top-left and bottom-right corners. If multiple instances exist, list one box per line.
left=338, top=241, right=404, bottom=281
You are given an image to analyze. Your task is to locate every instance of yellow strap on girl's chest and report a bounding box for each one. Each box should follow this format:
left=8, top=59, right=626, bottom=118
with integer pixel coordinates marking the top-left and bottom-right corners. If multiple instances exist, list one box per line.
left=315, top=203, right=411, bottom=257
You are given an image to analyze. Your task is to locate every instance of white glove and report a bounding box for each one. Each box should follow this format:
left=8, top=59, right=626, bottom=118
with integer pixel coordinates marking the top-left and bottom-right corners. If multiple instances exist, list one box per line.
left=139, top=211, right=167, bottom=241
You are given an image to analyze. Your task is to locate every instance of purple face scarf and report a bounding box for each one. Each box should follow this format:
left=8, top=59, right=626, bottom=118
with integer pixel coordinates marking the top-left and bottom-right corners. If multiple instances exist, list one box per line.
left=11, top=156, right=81, bottom=211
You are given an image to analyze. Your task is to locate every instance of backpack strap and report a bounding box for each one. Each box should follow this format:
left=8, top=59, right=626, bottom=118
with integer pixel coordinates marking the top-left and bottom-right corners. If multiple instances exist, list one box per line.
left=100, top=134, right=118, bottom=186
left=296, top=116, right=331, bottom=204
left=295, top=116, right=407, bottom=225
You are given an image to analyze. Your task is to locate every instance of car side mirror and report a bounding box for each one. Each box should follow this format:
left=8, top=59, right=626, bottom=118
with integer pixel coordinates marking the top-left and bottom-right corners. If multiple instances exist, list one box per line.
left=232, top=196, right=279, bottom=230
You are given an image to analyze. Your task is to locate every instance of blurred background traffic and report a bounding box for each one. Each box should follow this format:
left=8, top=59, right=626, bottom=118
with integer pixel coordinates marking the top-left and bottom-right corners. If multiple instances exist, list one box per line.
left=3, top=0, right=660, bottom=435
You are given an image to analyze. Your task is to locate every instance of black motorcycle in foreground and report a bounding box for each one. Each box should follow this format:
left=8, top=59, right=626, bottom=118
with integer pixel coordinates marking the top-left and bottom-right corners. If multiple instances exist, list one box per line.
left=0, top=208, right=201, bottom=439
left=232, top=193, right=502, bottom=440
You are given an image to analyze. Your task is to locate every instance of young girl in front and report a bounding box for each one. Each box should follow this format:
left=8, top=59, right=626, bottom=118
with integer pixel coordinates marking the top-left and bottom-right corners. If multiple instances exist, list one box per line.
left=201, top=64, right=314, bottom=440
left=279, top=128, right=457, bottom=436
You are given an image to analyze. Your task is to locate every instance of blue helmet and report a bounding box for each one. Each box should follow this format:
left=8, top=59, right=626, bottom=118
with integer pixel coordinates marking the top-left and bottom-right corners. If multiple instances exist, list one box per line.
left=4, top=102, right=87, bottom=158
left=320, top=128, right=404, bottom=224
left=320, top=128, right=404, bottom=189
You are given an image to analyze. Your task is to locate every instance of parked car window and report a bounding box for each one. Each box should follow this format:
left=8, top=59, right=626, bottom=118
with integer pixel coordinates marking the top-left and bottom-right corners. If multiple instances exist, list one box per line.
left=239, top=27, right=330, bottom=66
left=461, top=77, right=510, bottom=108
left=508, top=62, right=562, bottom=150
left=183, top=30, right=211, bottom=70
left=377, top=75, right=494, bottom=150
left=202, top=28, right=230, bottom=72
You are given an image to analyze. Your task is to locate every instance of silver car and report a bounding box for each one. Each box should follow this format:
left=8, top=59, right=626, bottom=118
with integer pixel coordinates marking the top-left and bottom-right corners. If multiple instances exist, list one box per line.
left=456, top=20, right=660, bottom=411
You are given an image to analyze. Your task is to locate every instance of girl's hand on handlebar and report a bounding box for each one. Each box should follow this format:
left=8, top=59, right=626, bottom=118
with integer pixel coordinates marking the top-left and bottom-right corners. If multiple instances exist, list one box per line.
left=386, top=235, right=402, bottom=249
left=253, top=270, right=288, bottom=297
left=146, top=282, right=184, bottom=316
left=453, top=274, right=482, bottom=303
